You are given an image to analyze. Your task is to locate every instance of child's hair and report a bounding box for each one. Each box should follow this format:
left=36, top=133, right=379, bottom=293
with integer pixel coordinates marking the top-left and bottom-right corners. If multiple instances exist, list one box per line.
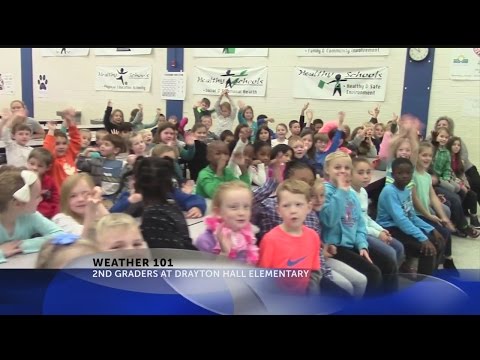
left=127, top=132, right=143, bottom=153
left=389, top=135, right=418, bottom=164
left=220, top=102, right=232, bottom=114
left=138, top=129, right=151, bottom=138
left=151, top=144, right=179, bottom=158
left=134, top=156, right=175, bottom=204
left=154, top=122, right=176, bottom=143
left=103, top=133, right=126, bottom=153
left=80, top=128, right=92, bottom=138
left=11, top=122, right=32, bottom=135
left=391, top=157, right=413, bottom=172
left=59, top=173, right=95, bottom=223
left=431, top=127, right=450, bottom=149
left=324, top=151, right=352, bottom=173
left=288, top=120, right=299, bottom=129
left=233, top=123, right=250, bottom=141
left=374, top=123, right=386, bottom=132
left=118, top=122, right=133, bottom=133
left=363, top=122, right=374, bottom=130
left=288, top=135, right=302, bottom=148
left=276, top=179, right=311, bottom=203
left=111, top=109, right=124, bottom=121
left=276, top=123, right=288, bottom=133
left=54, top=129, right=68, bottom=141
left=418, top=141, right=434, bottom=154
left=96, top=213, right=139, bottom=239
left=253, top=141, right=271, bottom=157
left=270, top=144, right=292, bottom=160
left=446, top=136, right=464, bottom=175
left=36, top=236, right=99, bottom=269
left=0, top=166, right=31, bottom=212
left=28, top=147, right=53, bottom=168
left=312, top=178, right=324, bottom=194
left=95, top=129, right=108, bottom=140
left=283, top=160, right=316, bottom=181
left=130, top=108, right=140, bottom=121
left=312, top=118, right=324, bottom=128
left=201, top=98, right=211, bottom=107
left=313, top=132, right=329, bottom=144
left=212, top=181, right=251, bottom=209
left=10, top=99, right=26, bottom=108
left=220, top=130, right=234, bottom=141
left=191, top=123, right=207, bottom=133
left=352, top=156, right=371, bottom=168
left=255, top=124, right=271, bottom=144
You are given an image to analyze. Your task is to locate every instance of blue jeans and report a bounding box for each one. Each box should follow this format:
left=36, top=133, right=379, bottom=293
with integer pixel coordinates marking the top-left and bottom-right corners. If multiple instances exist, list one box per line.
left=367, top=235, right=405, bottom=267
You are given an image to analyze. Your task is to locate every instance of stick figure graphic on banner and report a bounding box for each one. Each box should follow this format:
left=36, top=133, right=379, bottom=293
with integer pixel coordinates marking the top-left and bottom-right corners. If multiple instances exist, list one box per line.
left=117, top=68, right=128, bottom=85
left=61, top=48, right=67, bottom=54
left=221, top=69, right=248, bottom=89
left=328, top=74, right=347, bottom=96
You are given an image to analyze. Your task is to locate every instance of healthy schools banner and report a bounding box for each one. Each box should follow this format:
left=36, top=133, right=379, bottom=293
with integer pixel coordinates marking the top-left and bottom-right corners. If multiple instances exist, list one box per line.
left=193, top=66, right=267, bottom=97
left=293, top=66, right=388, bottom=101
left=95, top=48, right=152, bottom=56
left=297, top=48, right=389, bottom=56
left=450, top=48, right=480, bottom=80
left=95, top=66, right=152, bottom=92
left=193, top=48, right=268, bottom=57
left=41, top=48, right=90, bottom=57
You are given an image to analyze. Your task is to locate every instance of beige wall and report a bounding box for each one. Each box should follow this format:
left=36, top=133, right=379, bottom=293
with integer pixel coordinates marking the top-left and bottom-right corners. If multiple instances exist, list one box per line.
left=0, top=48, right=22, bottom=105
left=31, top=48, right=167, bottom=122
left=429, top=48, right=480, bottom=166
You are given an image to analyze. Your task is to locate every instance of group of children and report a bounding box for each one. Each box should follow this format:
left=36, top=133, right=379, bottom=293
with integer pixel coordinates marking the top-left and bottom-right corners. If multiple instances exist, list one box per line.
left=1, top=96, right=479, bottom=298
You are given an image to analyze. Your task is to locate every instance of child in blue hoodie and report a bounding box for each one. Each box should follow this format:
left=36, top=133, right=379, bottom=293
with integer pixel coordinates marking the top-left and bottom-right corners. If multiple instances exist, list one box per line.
left=319, top=151, right=386, bottom=295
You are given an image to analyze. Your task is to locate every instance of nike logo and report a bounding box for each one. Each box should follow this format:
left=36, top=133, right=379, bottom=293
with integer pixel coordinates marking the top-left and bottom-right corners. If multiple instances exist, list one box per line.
left=287, top=256, right=307, bottom=267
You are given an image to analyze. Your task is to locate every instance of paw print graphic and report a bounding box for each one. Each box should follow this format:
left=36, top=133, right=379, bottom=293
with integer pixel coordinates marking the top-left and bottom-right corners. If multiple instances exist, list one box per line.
left=38, top=75, right=48, bottom=90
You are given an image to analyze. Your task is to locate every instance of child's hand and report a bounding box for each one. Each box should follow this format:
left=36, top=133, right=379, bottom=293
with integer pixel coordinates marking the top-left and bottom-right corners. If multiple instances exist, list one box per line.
left=379, top=231, right=391, bottom=244
left=306, top=109, right=313, bottom=121
left=138, top=104, right=143, bottom=112
left=359, top=249, right=373, bottom=263
left=391, top=113, right=399, bottom=123
left=0, top=240, right=22, bottom=258
left=441, top=218, right=456, bottom=232
left=251, top=159, right=262, bottom=166
left=216, top=227, right=232, bottom=255
left=217, top=154, right=229, bottom=172
left=420, top=240, right=436, bottom=256
left=270, top=153, right=286, bottom=183
left=108, top=100, right=112, bottom=107
left=111, top=129, right=120, bottom=135
left=0, top=108, right=12, bottom=121
left=231, top=152, right=245, bottom=166
left=324, top=244, right=337, bottom=257
left=302, top=102, right=309, bottom=112
left=338, top=111, right=346, bottom=121
left=47, top=121, right=57, bottom=131
left=127, top=154, right=137, bottom=166
left=267, top=117, right=275, bottom=123
left=431, top=229, right=445, bottom=249
left=184, top=132, right=195, bottom=146
left=181, top=180, right=195, bottom=194
left=428, top=214, right=443, bottom=226
left=156, top=107, right=162, bottom=114
left=237, top=100, right=246, bottom=109
left=335, top=173, right=351, bottom=191
left=186, top=207, right=202, bottom=219
left=128, top=193, right=143, bottom=204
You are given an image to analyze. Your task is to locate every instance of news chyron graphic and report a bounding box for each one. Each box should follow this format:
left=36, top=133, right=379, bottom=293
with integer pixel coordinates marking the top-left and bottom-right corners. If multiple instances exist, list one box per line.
left=13, top=248, right=473, bottom=315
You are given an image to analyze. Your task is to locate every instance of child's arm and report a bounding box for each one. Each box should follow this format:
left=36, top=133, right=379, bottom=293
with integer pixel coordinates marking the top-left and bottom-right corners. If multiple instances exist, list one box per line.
left=178, top=134, right=196, bottom=161
left=319, top=184, right=348, bottom=228
left=171, top=188, right=207, bottom=215
left=63, top=111, right=82, bottom=158
left=29, top=119, right=45, bottom=139
left=110, top=191, right=132, bottom=213
left=103, top=100, right=114, bottom=133
left=195, top=230, right=218, bottom=253
left=250, top=163, right=267, bottom=186
left=237, top=100, right=247, bottom=124
left=21, top=213, right=64, bottom=254
left=214, top=92, right=224, bottom=116
left=429, top=185, right=455, bottom=230
left=43, top=122, right=58, bottom=159
left=178, top=117, right=189, bottom=134
left=299, top=102, right=310, bottom=129
left=355, top=202, right=369, bottom=252
left=225, top=91, right=237, bottom=120
left=130, top=104, right=143, bottom=126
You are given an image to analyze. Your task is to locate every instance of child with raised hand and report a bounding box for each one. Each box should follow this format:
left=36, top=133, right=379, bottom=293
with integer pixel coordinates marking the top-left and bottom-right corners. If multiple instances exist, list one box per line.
left=237, top=100, right=256, bottom=142
left=271, top=123, right=289, bottom=147
left=193, top=97, right=215, bottom=123
left=298, top=102, right=311, bottom=130
left=27, top=148, right=59, bottom=219
left=0, top=167, right=64, bottom=263
left=52, top=173, right=109, bottom=238
left=36, top=234, right=99, bottom=269
left=186, top=123, right=209, bottom=182
left=196, top=140, right=250, bottom=199
left=214, top=89, right=238, bottom=135
left=9, top=100, right=44, bottom=139
left=129, top=104, right=161, bottom=132
left=0, top=112, right=33, bottom=167
left=196, top=181, right=258, bottom=264
left=351, top=157, right=405, bottom=268
left=258, top=179, right=320, bottom=294
left=43, top=108, right=82, bottom=189
left=376, top=158, right=446, bottom=276
left=135, top=157, right=197, bottom=250
left=319, top=151, right=391, bottom=295
left=95, top=213, right=147, bottom=252
left=103, top=100, right=125, bottom=133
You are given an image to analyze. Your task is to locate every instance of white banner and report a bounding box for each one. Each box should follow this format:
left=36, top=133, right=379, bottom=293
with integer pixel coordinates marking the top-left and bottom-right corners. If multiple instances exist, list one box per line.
left=95, top=66, right=152, bottom=92
left=161, top=72, right=186, bottom=100
left=193, top=48, right=268, bottom=57
left=41, top=48, right=90, bottom=57
left=293, top=66, right=388, bottom=101
left=95, top=48, right=152, bottom=56
left=450, top=48, right=480, bottom=80
left=193, top=66, right=267, bottom=97
left=297, top=48, right=390, bottom=57
left=0, top=73, right=14, bottom=95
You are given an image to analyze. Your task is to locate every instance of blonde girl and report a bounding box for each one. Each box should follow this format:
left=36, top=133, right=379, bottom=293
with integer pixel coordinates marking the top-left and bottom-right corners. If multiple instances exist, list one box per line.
left=96, top=213, right=147, bottom=251
left=271, top=123, right=288, bottom=147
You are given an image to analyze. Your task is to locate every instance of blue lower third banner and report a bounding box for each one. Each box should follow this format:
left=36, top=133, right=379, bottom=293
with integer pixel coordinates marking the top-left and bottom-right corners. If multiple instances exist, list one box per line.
left=1, top=249, right=480, bottom=315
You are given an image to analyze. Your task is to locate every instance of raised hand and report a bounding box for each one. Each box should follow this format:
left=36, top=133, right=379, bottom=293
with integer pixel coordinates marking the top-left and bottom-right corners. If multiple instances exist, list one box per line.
left=184, top=132, right=195, bottom=146
left=47, top=121, right=57, bottom=132
left=156, top=107, right=162, bottom=114
left=108, top=100, right=113, bottom=107
left=237, top=100, right=246, bottom=109
left=181, top=180, right=195, bottom=194
left=335, top=173, right=351, bottom=191
left=128, top=193, right=143, bottom=204
left=216, top=225, right=232, bottom=255
left=111, top=129, right=120, bottom=135
left=306, top=109, right=313, bottom=121
left=302, top=102, right=310, bottom=111
left=138, top=104, right=143, bottom=111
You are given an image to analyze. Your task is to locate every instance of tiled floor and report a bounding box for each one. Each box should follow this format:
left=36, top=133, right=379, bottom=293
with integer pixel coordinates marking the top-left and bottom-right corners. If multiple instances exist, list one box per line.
left=452, top=234, right=480, bottom=269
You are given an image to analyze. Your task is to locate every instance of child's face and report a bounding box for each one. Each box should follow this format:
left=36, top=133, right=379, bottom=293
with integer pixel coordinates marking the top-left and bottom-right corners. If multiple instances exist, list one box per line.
left=14, top=129, right=32, bottom=146
left=302, top=135, right=313, bottom=152
left=98, top=226, right=147, bottom=251
left=158, top=115, right=167, bottom=124
left=80, top=133, right=91, bottom=148
left=100, top=140, right=119, bottom=157
left=451, top=140, right=461, bottom=154
left=200, top=101, right=209, bottom=111
left=276, top=125, right=287, bottom=138
left=220, top=105, right=231, bottom=118
left=290, top=123, right=301, bottom=135
left=418, top=148, right=433, bottom=170
left=256, top=147, right=271, bottom=166
left=160, top=128, right=175, bottom=143
left=276, top=191, right=311, bottom=229
left=207, top=144, right=230, bottom=168
left=201, top=117, right=212, bottom=130
left=239, top=127, right=251, bottom=142
left=374, top=125, right=384, bottom=138
left=131, top=136, right=146, bottom=155
left=142, top=132, right=153, bottom=144
left=69, top=180, right=91, bottom=216
left=224, top=135, right=234, bottom=145
left=315, top=140, right=328, bottom=152
left=258, top=129, right=270, bottom=142
left=111, top=111, right=123, bottom=125
left=352, top=162, right=372, bottom=189
left=364, top=126, right=374, bottom=138
left=292, top=141, right=306, bottom=159
left=437, top=131, right=449, bottom=146
left=281, top=150, right=293, bottom=163
left=311, top=185, right=325, bottom=212
left=289, top=168, right=315, bottom=186
left=393, top=164, right=413, bottom=189
left=314, top=122, right=323, bottom=132
left=243, top=109, right=253, bottom=121
left=215, top=188, right=252, bottom=232
left=326, top=157, right=352, bottom=184
left=27, top=158, right=49, bottom=177
left=396, top=141, right=412, bottom=159
left=55, top=136, right=68, bottom=156
left=194, top=127, right=208, bottom=142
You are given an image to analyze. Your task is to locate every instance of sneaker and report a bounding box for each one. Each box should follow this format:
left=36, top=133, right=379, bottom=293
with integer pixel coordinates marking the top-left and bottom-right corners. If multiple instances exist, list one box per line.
left=443, top=258, right=460, bottom=277
left=470, top=215, right=480, bottom=229
left=464, top=225, right=480, bottom=239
